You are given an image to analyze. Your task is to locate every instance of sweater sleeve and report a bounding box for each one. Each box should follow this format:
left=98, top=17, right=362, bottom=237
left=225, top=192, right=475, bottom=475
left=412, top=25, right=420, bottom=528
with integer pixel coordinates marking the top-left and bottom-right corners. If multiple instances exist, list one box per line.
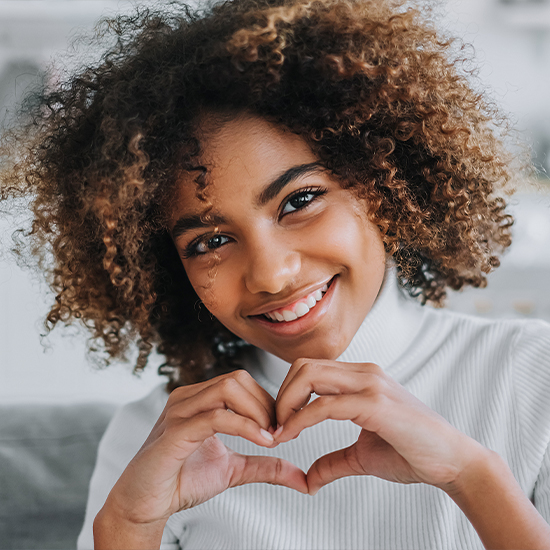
left=511, top=320, right=550, bottom=523
left=76, top=384, right=179, bottom=550
left=534, top=440, right=550, bottom=523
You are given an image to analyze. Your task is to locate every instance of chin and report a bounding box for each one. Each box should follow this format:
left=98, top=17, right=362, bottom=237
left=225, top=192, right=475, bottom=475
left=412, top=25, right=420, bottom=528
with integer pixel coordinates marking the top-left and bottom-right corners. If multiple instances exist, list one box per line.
left=277, top=338, right=350, bottom=364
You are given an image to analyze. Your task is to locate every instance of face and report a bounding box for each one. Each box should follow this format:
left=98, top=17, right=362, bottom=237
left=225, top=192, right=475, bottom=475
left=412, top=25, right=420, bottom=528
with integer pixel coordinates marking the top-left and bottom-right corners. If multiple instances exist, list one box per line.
left=169, top=114, right=386, bottom=364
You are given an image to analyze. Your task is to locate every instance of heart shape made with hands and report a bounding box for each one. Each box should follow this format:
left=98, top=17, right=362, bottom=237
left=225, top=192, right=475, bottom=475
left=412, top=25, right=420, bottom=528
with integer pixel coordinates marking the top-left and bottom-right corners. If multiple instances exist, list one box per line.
left=253, top=358, right=453, bottom=493
left=206, top=361, right=454, bottom=497
left=234, top=406, right=410, bottom=497
left=232, top=381, right=447, bottom=494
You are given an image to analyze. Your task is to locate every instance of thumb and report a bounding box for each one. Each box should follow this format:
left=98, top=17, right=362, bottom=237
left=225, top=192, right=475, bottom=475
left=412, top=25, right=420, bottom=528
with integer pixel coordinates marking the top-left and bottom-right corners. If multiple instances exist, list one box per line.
left=306, top=444, right=360, bottom=495
left=230, top=454, right=309, bottom=494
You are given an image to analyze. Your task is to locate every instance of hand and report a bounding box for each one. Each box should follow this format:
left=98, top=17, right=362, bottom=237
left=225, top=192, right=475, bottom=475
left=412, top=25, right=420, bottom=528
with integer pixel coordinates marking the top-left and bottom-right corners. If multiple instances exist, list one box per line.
left=102, top=370, right=308, bottom=527
left=273, top=359, right=485, bottom=495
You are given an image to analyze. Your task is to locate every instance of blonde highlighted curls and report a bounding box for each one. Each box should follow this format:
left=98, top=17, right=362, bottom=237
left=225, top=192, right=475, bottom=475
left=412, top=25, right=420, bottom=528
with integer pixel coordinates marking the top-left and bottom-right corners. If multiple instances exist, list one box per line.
left=0, top=0, right=519, bottom=385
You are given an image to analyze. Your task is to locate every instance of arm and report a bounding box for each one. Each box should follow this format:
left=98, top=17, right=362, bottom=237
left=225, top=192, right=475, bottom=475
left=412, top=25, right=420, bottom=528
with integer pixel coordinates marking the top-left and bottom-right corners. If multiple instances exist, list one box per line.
left=93, top=512, right=168, bottom=550
left=92, top=370, right=307, bottom=550
left=446, top=449, right=550, bottom=550
left=274, top=358, right=550, bottom=550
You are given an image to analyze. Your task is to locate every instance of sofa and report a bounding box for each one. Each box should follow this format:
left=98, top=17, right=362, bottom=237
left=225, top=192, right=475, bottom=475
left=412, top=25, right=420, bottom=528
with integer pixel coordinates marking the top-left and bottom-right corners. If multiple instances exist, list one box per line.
left=1, top=260, right=549, bottom=549
left=0, top=401, right=117, bottom=549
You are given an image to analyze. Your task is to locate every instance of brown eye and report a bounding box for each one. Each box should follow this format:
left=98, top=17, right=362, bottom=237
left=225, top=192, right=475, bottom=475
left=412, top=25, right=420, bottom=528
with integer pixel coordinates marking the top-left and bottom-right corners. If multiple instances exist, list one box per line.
left=196, top=234, right=229, bottom=253
left=184, top=234, right=231, bottom=258
left=281, top=188, right=326, bottom=216
left=287, top=193, right=312, bottom=211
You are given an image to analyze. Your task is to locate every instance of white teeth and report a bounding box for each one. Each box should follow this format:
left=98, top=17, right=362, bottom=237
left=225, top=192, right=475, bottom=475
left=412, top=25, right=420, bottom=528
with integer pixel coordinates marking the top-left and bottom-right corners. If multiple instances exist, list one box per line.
left=262, top=281, right=331, bottom=323
left=282, top=310, right=298, bottom=321
left=295, top=302, right=310, bottom=317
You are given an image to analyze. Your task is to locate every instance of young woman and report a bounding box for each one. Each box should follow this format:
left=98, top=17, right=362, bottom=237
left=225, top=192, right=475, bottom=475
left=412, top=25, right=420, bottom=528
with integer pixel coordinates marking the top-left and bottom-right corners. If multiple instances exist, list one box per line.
left=2, top=0, right=550, bottom=548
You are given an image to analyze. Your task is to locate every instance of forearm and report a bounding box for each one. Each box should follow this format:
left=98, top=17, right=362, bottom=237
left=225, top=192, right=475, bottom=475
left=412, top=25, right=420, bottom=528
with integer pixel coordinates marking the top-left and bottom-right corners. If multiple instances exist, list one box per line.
left=445, top=448, right=550, bottom=550
left=93, top=505, right=167, bottom=550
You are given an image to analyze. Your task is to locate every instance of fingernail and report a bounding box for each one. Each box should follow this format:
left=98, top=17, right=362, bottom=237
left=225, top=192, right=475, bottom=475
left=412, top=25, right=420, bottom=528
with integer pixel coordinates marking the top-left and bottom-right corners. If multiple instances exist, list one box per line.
left=260, top=428, right=274, bottom=442
left=308, top=483, right=321, bottom=496
left=273, top=425, right=284, bottom=438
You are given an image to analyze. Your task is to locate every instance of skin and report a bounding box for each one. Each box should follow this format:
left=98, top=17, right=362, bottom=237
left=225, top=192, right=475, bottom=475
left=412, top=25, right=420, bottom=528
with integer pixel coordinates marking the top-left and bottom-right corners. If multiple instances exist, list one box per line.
left=171, top=113, right=387, bottom=364
left=94, top=114, right=550, bottom=550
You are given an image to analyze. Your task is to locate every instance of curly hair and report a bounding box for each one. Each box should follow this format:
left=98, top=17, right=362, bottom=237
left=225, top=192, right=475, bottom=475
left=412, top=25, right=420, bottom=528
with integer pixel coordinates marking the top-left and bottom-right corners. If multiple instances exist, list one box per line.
left=0, top=0, right=518, bottom=386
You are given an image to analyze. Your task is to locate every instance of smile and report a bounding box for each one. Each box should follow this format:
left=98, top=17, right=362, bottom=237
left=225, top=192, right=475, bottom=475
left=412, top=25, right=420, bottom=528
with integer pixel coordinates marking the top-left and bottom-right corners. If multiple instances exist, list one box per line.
left=262, top=281, right=331, bottom=323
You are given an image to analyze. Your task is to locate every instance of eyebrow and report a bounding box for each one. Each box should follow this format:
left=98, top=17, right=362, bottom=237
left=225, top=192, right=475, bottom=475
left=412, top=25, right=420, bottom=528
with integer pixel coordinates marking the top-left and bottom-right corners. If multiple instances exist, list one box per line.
left=171, top=161, right=325, bottom=241
left=256, top=162, right=324, bottom=206
left=171, top=213, right=228, bottom=241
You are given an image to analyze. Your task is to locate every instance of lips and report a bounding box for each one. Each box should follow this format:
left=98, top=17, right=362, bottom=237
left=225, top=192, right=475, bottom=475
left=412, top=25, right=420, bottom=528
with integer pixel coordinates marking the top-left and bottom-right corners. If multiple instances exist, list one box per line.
left=255, top=279, right=333, bottom=323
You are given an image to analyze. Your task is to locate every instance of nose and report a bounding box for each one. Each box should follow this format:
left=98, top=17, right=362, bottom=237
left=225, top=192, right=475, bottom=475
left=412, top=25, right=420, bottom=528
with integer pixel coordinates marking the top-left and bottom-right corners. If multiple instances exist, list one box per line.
left=244, top=236, right=301, bottom=295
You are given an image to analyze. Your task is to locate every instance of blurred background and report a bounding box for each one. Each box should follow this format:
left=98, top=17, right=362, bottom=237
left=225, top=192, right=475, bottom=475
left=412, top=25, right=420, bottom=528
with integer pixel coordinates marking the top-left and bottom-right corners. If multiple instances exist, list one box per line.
left=0, top=0, right=549, bottom=405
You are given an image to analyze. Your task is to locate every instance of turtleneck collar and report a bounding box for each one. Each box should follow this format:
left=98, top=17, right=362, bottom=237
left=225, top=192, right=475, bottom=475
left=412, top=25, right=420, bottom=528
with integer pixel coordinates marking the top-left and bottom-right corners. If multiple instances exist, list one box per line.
left=251, top=270, right=427, bottom=391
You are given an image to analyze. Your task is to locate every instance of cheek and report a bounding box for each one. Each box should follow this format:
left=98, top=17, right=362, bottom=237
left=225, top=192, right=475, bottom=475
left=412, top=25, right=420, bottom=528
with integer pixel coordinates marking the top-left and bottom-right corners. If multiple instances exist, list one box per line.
left=185, top=265, right=237, bottom=319
left=313, top=206, right=384, bottom=266
left=363, top=222, right=387, bottom=263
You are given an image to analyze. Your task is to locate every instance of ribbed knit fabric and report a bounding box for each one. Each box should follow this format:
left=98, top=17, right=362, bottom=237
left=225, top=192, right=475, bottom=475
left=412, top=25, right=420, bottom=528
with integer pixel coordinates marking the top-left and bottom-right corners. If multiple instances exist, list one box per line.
left=77, top=274, right=550, bottom=550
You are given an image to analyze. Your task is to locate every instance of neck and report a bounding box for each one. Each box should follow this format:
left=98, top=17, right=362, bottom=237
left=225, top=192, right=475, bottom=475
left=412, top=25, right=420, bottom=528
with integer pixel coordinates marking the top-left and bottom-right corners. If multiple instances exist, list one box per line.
left=253, top=270, right=427, bottom=390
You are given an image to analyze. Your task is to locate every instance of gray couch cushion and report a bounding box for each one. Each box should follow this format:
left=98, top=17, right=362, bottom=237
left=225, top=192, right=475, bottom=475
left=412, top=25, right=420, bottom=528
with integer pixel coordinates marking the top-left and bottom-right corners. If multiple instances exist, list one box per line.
left=0, top=402, right=116, bottom=550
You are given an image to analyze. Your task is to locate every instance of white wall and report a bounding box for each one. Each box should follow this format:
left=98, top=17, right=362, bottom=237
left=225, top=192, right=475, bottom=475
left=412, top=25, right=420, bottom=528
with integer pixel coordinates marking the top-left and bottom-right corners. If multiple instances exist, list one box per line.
left=443, top=0, right=550, bottom=173
left=0, top=1, right=166, bottom=404
left=1, top=0, right=549, bottom=404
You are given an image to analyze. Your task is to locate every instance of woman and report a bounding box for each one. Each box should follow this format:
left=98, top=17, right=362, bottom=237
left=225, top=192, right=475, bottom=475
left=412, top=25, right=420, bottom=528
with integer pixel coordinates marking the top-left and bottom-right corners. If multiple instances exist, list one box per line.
left=2, top=0, right=550, bottom=548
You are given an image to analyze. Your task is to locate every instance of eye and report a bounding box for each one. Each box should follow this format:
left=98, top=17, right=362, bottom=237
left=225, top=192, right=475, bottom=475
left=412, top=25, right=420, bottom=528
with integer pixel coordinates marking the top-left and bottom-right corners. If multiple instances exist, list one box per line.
left=280, top=187, right=327, bottom=216
left=184, top=233, right=230, bottom=258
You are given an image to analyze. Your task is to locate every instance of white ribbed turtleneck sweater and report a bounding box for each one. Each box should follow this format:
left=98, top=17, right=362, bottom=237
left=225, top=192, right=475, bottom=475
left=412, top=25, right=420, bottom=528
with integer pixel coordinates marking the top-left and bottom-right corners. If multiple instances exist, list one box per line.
left=78, top=275, right=550, bottom=549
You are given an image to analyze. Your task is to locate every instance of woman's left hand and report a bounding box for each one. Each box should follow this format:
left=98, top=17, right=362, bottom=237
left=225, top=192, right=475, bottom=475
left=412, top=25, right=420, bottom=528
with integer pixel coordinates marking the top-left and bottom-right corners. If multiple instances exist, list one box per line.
left=273, top=358, right=484, bottom=495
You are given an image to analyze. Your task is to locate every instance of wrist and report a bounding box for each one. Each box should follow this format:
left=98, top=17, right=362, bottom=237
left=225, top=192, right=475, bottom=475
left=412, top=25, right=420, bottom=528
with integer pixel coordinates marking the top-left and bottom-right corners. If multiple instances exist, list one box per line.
left=93, top=502, right=168, bottom=550
left=441, top=445, right=550, bottom=549
left=440, top=442, right=498, bottom=501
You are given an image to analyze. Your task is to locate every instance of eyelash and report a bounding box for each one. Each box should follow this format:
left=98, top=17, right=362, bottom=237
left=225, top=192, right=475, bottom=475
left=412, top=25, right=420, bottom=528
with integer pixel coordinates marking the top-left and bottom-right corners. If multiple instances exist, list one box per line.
left=279, top=186, right=327, bottom=217
left=182, top=186, right=328, bottom=259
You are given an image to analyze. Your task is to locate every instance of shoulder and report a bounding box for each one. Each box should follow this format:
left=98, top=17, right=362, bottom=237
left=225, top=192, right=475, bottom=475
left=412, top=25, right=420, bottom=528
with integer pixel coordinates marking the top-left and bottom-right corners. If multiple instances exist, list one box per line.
left=90, top=382, right=170, bottom=510
left=420, top=303, right=550, bottom=359
left=98, top=383, right=170, bottom=461
left=426, top=309, right=550, bottom=425
left=412, top=303, right=550, bottom=404
left=502, top=318, right=550, bottom=427
left=110, top=382, right=170, bottom=428
left=507, top=316, right=550, bottom=356
left=77, top=383, right=170, bottom=550
left=456, top=315, right=550, bottom=399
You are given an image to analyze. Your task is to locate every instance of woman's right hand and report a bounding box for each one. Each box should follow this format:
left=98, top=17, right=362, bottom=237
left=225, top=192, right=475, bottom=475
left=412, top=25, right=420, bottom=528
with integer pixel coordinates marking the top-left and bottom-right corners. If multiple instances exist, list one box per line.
left=94, top=370, right=308, bottom=548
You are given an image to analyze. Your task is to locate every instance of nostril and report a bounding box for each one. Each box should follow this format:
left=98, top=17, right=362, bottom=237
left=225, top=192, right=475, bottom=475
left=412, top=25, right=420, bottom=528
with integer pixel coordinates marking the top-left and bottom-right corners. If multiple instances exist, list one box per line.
left=245, top=249, right=301, bottom=295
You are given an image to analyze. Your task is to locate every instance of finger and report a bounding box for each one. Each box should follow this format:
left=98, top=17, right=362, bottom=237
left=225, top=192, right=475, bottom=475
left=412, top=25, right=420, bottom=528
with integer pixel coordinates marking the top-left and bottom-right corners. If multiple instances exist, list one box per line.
left=169, top=370, right=277, bottom=426
left=276, top=360, right=335, bottom=426
left=234, top=370, right=277, bottom=426
left=167, top=376, right=274, bottom=430
left=230, top=453, right=309, bottom=494
left=277, top=358, right=341, bottom=400
left=277, top=362, right=382, bottom=426
left=278, top=358, right=376, bottom=398
left=160, top=408, right=276, bottom=459
left=275, top=394, right=370, bottom=443
left=221, top=370, right=277, bottom=425
left=154, top=378, right=227, bottom=429
left=306, top=444, right=360, bottom=495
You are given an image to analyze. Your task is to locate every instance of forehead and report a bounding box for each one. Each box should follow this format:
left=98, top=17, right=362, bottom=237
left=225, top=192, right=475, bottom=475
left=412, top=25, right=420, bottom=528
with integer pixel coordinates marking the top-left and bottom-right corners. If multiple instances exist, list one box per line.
left=172, top=115, right=319, bottom=212
left=200, top=113, right=313, bottom=161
